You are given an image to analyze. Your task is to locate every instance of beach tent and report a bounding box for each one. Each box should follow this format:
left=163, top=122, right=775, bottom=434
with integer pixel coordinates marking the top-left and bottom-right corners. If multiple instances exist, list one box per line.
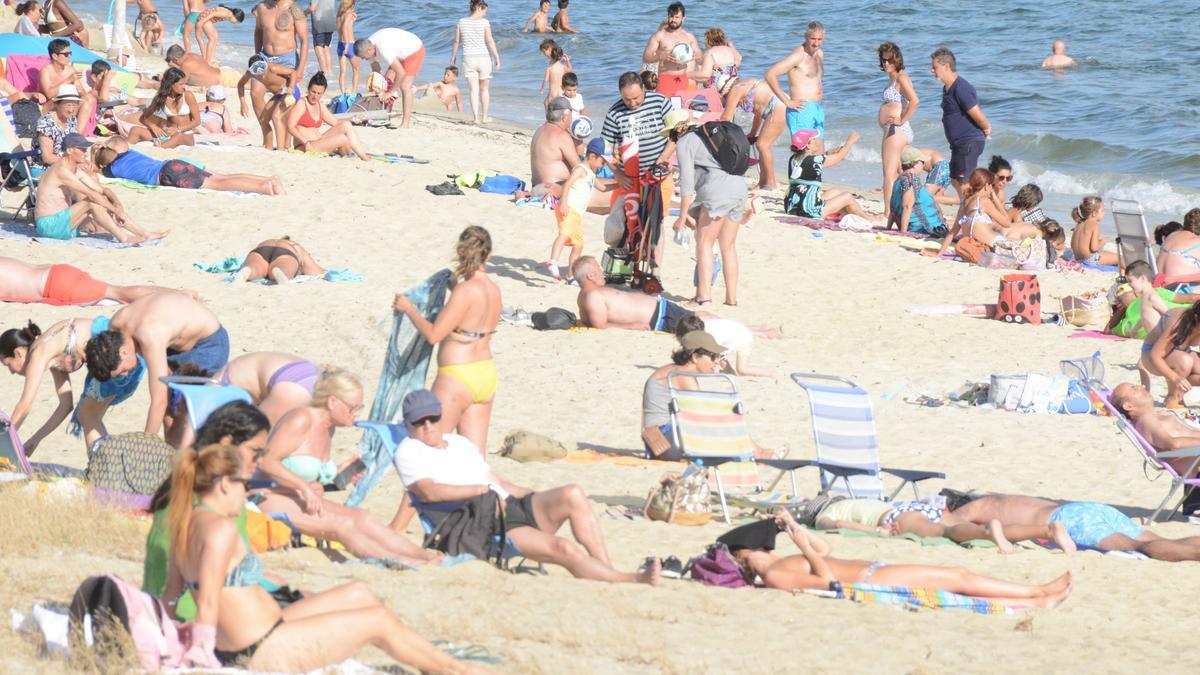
left=0, top=34, right=138, bottom=96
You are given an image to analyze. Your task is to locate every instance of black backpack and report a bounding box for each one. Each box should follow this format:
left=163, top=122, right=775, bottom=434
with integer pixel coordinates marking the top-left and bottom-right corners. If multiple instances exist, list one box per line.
left=422, top=492, right=506, bottom=567
left=697, top=121, right=751, bottom=176
left=531, top=307, right=578, bottom=330
left=10, top=99, right=41, bottom=139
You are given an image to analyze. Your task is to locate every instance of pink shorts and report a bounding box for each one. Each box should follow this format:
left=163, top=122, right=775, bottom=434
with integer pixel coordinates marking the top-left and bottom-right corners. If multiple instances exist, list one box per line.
left=399, top=45, right=425, bottom=79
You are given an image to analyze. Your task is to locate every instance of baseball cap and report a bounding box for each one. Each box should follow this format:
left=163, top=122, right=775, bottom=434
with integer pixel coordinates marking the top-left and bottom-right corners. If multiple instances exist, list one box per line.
left=901, top=147, right=931, bottom=165
left=61, top=132, right=92, bottom=149
left=658, top=108, right=697, bottom=138
left=402, top=389, right=442, bottom=425
left=679, top=330, right=724, bottom=354
left=585, top=137, right=606, bottom=156
left=206, top=84, right=226, bottom=101
left=790, top=129, right=818, bottom=150
left=548, top=96, right=572, bottom=112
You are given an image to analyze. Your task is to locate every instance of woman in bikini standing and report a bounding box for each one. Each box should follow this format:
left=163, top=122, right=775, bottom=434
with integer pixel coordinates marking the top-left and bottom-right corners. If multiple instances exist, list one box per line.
left=392, top=226, right=500, bottom=454
left=139, top=67, right=200, bottom=148
left=877, top=42, right=919, bottom=219
left=233, top=237, right=326, bottom=284
left=284, top=71, right=370, bottom=161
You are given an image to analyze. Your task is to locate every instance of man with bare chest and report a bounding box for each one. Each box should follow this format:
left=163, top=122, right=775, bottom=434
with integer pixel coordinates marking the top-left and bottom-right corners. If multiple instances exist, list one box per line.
left=765, top=21, right=826, bottom=138
left=253, top=0, right=309, bottom=87
left=640, top=3, right=700, bottom=99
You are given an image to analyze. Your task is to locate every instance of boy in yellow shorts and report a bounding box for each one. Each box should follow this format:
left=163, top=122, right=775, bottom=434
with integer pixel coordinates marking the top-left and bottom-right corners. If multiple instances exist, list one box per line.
left=547, top=137, right=607, bottom=283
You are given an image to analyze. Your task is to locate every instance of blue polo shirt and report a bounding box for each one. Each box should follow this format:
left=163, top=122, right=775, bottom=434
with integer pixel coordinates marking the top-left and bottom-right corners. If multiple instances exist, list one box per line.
left=941, top=76, right=985, bottom=145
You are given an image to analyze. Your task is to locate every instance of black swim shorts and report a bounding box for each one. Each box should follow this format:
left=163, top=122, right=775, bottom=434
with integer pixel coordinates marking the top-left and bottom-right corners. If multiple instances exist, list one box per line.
left=949, top=139, right=985, bottom=182
left=649, top=296, right=694, bottom=333
left=158, top=159, right=211, bottom=189
left=312, top=31, right=334, bottom=48
left=504, top=494, right=540, bottom=531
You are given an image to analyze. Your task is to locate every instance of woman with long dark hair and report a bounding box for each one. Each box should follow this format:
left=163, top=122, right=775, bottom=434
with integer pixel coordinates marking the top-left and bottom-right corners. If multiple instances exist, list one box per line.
left=284, top=71, right=370, bottom=160
left=139, top=67, right=199, bottom=148
left=1147, top=301, right=1200, bottom=408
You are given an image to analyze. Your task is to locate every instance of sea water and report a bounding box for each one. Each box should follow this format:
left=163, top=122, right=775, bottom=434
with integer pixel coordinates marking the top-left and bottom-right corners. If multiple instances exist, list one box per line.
left=74, top=0, right=1200, bottom=226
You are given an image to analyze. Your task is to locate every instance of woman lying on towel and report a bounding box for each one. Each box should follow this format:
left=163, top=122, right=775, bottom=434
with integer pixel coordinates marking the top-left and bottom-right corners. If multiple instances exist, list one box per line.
left=164, top=443, right=470, bottom=671
left=232, top=237, right=327, bottom=284
left=726, top=509, right=1073, bottom=608
left=94, top=137, right=284, bottom=195
left=285, top=71, right=371, bottom=161
left=254, top=367, right=441, bottom=565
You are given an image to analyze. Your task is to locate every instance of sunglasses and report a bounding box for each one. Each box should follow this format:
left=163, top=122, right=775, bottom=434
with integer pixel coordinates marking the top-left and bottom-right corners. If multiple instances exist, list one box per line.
left=56, top=51, right=72, bottom=57
left=996, top=175, right=1013, bottom=183
left=336, top=397, right=364, bottom=414
left=411, top=415, right=441, bottom=428
left=229, top=477, right=252, bottom=489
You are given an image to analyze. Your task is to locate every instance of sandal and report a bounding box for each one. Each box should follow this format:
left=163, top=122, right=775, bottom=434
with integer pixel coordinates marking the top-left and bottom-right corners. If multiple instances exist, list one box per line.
left=686, top=297, right=712, bottom=307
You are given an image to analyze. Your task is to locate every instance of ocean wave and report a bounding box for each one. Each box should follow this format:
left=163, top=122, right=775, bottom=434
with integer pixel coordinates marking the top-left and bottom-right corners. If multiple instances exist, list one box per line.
left=846, top=145, right=882, bottom=164
left=1107, top=181, right=1200, bottom=217
left=1011, top=160, right=1200, bottom=217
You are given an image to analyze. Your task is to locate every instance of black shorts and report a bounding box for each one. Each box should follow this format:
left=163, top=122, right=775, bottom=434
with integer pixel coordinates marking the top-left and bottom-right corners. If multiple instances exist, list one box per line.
left=158, top=159, right=211, bottom=189
left=504, top=494, right=540, bottom=531
left=649, top=297, right=694, bottom=333
left=949, top=139, right=985, bottom=182
left=312, top=31, right=334, bottom=48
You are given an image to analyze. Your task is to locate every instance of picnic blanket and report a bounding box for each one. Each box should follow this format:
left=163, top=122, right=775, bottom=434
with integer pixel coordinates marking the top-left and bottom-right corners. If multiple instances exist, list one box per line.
left=0, top=222, right=163, bottom=248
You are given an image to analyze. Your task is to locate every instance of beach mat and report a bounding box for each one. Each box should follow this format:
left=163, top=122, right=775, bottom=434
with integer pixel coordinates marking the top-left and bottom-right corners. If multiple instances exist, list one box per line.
left=820, top=527, right=996, bottom=549
left=1069, top=330, right=1129, bottom=340
left=777, top=215, right=930, bottom=239
left=0, top=222, right=164, bottom=248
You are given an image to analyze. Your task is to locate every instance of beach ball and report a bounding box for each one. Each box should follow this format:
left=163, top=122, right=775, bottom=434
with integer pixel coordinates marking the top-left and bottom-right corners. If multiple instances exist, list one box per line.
left=671, top=43, right=694, bottom=65
left=570, top=116, right=593, bottom=140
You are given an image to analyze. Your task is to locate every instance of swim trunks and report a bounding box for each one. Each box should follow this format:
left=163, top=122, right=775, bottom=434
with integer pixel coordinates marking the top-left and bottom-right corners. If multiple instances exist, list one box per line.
left=158, top=159, right=211, bottom=189
left=882, top=500, right=944, bottom=526
left=42, top=264, right=108, bottom=305
left=649, top=296, right=693, bottom=333
left=312, top=31, right=333, bottom=48
left=399, top=45, right=425, bottom=77
left=503, top=493, right=540, bottom=531
left=1049, top=501, right=1144, bottom=549
left=258, top=50, right=299, bottom=70
left=35, top=208, right=77, bottom=240
left=785, top=101, right=825, bottom=138
left=656, top=72, right=689, bottom=98
left=948, top=139, right=985, bottom=182
left=185, top=11, right=200, bottom=24
left=167, top=325, right=231, bottom=376
left=556, top=208, right=584, bottom=247
left=336, top=41, right=355, bottom=59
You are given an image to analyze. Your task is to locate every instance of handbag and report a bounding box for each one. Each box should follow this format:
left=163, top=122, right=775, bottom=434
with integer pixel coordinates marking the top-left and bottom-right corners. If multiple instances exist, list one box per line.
left=995, top=273, right=1041, bottom=324
left=954, top=236, right=988, bottom=264
left=643, top=464, right=711, bottom=526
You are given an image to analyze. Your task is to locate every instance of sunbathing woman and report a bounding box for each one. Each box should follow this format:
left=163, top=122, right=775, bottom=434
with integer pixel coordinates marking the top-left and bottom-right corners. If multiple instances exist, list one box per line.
left=95, top=137, right=284, bottom=195
left=254, top=368, right=438, bottom=564
left=392, top=226, right=500, bottom=454
left=214, top=352, right=320, bottom=424
left=1157, top=208, right=1200, bottom=281
left=285, top=71, right=370, bottom=161
left=731, top=509, right=1072, bottom=608
left=924, top=168, right=1010, bottom=258
left=717, top=74, right=785, bottom=190
left=233, top=237, right=326, bottom=284
left=139, top=68, right=200, bottom=148
left=164, top=444, right=469, bottom=671
left=1146, top=301, right=1200, bottom=408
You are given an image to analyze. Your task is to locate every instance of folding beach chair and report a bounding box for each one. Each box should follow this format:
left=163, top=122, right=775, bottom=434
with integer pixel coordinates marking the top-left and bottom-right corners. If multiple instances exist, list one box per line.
left=1111, top=199, right=1154, bottom=274
left=0, top=148, right=39, bottom=222
left=160, top=376, right=252, bottom=435
left=666, top=371, right=811, bottom=523
left=1096, top=389, right=1200, bottom=523
left=791, top=373, right=944, bottom=500
left=355, top=422, right=545, bottom=573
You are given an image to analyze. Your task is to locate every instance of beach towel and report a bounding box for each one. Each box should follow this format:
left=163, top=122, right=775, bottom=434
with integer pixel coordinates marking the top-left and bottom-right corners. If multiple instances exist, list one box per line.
left=193, top=257, right=364, bottom=283
left=100, top=177, right=260, bottom=197
left=777, top=215, right=929, bottom=239
left=0, top=222, right=164, bottom=248
left=840, top=583, right=1013, bottom=615
left=821, top=527, right=996, bottom=549
left=1069, top=331, right=1128, bottom=341
left=346, top=268, right=452, bottom=507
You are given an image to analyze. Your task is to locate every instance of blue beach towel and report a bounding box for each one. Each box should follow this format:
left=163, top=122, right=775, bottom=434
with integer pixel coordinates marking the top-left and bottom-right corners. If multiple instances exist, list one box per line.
left=479, top=175, right=526, bottom=195
left=193, top=257, right=363, bottom=283
left=347, top=268, right=453, bottom=507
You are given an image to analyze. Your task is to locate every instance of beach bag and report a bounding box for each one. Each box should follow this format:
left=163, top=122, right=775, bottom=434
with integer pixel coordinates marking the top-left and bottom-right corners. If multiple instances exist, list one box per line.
left=479, top=174, right=526, bottom=195
left=1060, top=291, right=1110, bottom=327
left=954, top=236, right=988, bottom=264
left=995, top=274, right=1041, bottom=325
left=328, top=93, right=361, bottom=114
left=69, top=574, right=186, bottom=670
left=1060, top=380, right=1095, bottom=414
left=422, top=491, right=505, bottom=566
left=601, top=247, right=634, bottom=283
left=644, top=464, right=712, bottom=526
left=531, top=307, right=578, bottom=330
left=348, top=94, right=387, bottom=113
left=696, top=121, right=751, bottom=176
left=499, top=430, right=567, bottom=462
left=687, top=544, right=750, bottom=588
left=85, top=432, right=176, bottom=500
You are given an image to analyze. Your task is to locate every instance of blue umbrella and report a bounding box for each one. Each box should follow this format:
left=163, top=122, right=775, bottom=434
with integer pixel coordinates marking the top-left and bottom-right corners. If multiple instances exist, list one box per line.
left=0, top=34, right=108, bottom=64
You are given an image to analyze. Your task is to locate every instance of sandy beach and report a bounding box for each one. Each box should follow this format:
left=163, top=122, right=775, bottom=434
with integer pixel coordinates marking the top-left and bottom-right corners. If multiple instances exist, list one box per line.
left=2, top=49, right=1198, bottom=671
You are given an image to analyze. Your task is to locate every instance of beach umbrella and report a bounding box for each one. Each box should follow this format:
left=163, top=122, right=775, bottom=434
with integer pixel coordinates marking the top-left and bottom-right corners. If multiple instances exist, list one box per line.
left=0, top=34, right=109, bottom=64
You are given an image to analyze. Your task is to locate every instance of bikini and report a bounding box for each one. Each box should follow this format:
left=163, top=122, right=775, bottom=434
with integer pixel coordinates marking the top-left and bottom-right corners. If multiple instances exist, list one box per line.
left=959, top=199, right=994, bottom=243
left=737, top=80, right=780, bottom=119
left=708, top=62, right=739, bottom=89
left=438, top=360, right=498, bottom=404
left=281, top=454, right=337, bottom=484
left=881, top=81, right=913, bottom=143
left=1162, top=241, right=1200, bottom=270
left=297, top=102, right=322, bottom=129
left=249, top=244, right=300, bottom=266
left=862, top=559, right=888, bottom=582
left=267, top=360, right=320, bottom=393
left=153, top=96, right=191, bottom=121
left=200, top=104, right=227, bottom=128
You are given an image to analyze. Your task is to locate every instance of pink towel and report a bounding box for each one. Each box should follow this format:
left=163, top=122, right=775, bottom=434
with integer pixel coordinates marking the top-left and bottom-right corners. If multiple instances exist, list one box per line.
left=5, top=55, right=49, bottom=93
left=1069, top=331, right=1128, bottom=340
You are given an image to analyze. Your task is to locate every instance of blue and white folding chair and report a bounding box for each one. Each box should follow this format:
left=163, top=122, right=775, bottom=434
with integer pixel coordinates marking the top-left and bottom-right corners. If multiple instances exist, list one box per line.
left=160, top=375, right=252, bottom=434
left=791, top=373, right=944, bottom=500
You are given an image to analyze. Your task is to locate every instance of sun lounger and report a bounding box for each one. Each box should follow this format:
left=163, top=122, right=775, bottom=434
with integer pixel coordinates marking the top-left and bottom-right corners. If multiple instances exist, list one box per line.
left=1111, top=199, right=1154, bottom=273
left=791, top=373, right=944, bottom=500
left=666, top=372, right=812, bottom=523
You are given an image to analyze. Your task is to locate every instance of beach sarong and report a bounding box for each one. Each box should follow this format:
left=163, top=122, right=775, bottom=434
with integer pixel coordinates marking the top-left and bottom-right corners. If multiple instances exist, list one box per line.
left=346, top=268, right=452, bottom=507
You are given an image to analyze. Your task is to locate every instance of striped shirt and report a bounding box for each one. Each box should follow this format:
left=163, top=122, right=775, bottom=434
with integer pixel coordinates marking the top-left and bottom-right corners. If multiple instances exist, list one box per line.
left=601, top=92, right=672, bottom=172
left=457, top=18, right=490, bottom=57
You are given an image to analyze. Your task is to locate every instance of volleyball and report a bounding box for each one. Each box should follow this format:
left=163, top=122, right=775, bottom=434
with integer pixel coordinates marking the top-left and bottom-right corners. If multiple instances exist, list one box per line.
left=570, top=116, right=593, bottom=140
left=671, top=42, right=694, bottom=64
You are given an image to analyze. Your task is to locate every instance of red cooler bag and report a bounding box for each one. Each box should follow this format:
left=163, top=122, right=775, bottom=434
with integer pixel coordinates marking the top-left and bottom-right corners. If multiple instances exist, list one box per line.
left=996, top=274, right=1041, bottom=324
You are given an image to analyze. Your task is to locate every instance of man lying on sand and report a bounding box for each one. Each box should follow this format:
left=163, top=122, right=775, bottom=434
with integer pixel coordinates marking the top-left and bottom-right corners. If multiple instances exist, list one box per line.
left=572, top=256, right=716, bottom=331
left=0, top=257, right=174, bottom=306
left=952, top=493, right=1200, bottom=561
left=799, top=494, right=1075, bottom=554
left=393, top=389, right=661, bottom=585
left=1109, top=381, right=1200, bottom=515
left=84, top=291, right=229, bottom=443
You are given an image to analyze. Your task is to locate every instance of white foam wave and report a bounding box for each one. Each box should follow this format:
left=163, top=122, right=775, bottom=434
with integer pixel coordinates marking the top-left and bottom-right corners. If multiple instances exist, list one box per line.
left=846, top=145, right=882, bottom=163
left=1012, top=161, right=1099, bottom=195
left=1107, top=181, right=1200, bottom=216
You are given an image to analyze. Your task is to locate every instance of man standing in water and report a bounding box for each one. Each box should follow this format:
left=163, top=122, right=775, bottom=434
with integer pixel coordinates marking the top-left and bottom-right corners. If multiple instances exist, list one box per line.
left=765, top=21, right=825, bottom=138
left=641, top=2, right=700, bottom=99
left=930, top=47, right=991, bottom=196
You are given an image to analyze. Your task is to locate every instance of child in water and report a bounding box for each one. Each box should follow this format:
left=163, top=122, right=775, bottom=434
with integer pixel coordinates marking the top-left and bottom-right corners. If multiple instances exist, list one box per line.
left=415, top=66, right=463, bottom=112
left=523, top=0, right=551, bottom=32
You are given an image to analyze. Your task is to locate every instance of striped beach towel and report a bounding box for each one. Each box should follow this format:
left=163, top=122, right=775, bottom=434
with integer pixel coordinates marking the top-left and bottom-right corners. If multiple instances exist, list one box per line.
left=844, top=583, right=1013, bottom=615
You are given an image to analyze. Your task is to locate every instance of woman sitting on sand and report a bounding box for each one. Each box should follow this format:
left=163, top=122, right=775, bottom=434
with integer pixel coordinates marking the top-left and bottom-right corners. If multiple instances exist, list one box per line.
left=727, top=509, right=1073, bottom=608
left=987, top=155, right=1015, bottom=215
left=95, top=137, right=284, bottom=195
left=716, top=74, right=785, bottom=190
left=232, top=237, right=326, bottom=284
left=214, top=352, right=321, bottom=424
left=285, top=71, right=371, bottom=161
left=1145, top=302, right=1200, bottom=408
left=254, top=368, right=439, bottom=564
left=784, top=130, right=877, bottom=223
left=139, top=67, right=200, bottom=148
left=163, top=443, right=468, bottom=671
left=392, top=226, right=500, bottom=454
left=924, top=168, right=1012, bottom=258
left=1156, top=208, right=1200, bottom=280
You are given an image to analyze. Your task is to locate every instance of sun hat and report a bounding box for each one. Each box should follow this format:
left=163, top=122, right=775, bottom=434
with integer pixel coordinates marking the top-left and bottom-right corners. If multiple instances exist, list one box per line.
left=790, top=129, right=818, bottom=150
left=658, top=108, right=697, bottom=138
left=54, top=84, right=81, bottom=102
left=901, top=147, right=931, bottom=165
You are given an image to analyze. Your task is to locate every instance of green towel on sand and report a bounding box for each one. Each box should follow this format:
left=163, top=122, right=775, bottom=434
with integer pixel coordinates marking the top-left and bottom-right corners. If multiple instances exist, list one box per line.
left=822, top=528, right=996, bottom=548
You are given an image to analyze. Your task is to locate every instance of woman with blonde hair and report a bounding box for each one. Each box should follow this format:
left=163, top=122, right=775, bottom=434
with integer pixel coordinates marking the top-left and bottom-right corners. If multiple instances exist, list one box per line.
left=393, top=226, right=500, bottom=454
left=254, top=367, right=439, bottom=564
left=164, top=444, right=468, bottom=671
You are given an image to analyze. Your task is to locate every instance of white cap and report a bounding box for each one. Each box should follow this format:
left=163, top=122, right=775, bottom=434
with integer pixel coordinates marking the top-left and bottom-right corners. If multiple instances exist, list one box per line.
left=206, top=84, right=226, bottom=100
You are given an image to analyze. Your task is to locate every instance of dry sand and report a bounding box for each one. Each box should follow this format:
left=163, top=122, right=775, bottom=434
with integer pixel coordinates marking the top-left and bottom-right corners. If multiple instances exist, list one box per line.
left=1, top=67, right=1197, bottom=673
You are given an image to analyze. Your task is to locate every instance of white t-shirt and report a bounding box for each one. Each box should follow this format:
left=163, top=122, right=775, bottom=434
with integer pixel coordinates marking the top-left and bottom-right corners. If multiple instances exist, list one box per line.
left=704, top=319, right=753, bottom=356
left=393, top=433, right=510, bottom=499
left=565, top=93, right=585, bottom=119
left=367, top=28, right=423, bottom=68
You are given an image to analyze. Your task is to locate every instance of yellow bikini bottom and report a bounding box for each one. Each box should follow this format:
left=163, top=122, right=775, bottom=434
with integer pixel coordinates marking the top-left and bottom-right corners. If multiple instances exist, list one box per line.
left=437, top=359, right=497, bottom=403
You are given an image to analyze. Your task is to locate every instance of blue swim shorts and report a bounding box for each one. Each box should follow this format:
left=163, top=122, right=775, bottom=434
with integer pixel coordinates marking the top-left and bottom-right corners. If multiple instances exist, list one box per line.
left=259, top=50, right=299, bottom=70
left=337, top=41, right=356, bottom=59
left=786, top=101, right=825, bottom=138
left=1049, top=501, right=1144, bottom=549
left=35, top=208, right=76, bottom=240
